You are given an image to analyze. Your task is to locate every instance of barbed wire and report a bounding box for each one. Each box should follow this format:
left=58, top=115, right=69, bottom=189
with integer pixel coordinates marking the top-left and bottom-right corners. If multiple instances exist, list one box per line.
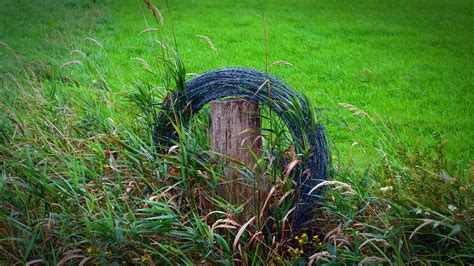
left=154, top=67, right=331, bottom=230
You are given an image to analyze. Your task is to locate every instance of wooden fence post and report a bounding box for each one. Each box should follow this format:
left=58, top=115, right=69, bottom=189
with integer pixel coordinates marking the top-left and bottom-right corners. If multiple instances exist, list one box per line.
left=210, top=99, right=266, bottom=219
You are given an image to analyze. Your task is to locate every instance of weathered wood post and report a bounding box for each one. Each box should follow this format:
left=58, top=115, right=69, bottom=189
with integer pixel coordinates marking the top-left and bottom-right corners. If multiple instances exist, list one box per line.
left=210, top=99, right=266, bottom=219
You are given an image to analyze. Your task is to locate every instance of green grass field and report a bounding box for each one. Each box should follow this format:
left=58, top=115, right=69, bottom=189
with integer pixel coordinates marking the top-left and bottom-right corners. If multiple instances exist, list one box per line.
left=1, top=0, right=473, bottom=264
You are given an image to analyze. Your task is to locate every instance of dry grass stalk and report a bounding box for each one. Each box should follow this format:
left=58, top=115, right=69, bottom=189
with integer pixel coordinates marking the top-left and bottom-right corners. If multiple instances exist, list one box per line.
left=280, top=206, right=295, bottom=238
left=308, top=180, right=357, bottom=195
left=410, top=219, right=436, bottom=240
left=284, top=159, right=300, bottom=178
left=85, top=37, right=103, bottom=48
left=212, top=218, right=239, bottom=231
left=143, top=0, right=163, bottom=24
left=60, top=60, right=83, bottom=68
left=57, top=249, right=85, bottom=266
left=339, top=103, right=368, bottom=117
left=26, top=259, right=43, bottom=266
left=204, top=210, right=228, bottom=221
left=247, top=79, right=270, bottom=103
left=131, top=57, right=155, bottom=73
left=270, top=60, right=293, bottom=67
left=276, top=189, right=294, bottom=207
left=138, top=28, right=159, bottom=35
left=308, top=251, right=336, bottom=265
left=259, top=185, right=278, bottom=219
left=358, top=256, right=386, bottom=265
left=323, top=223, right=342, bottom=243
left=233, top=216, right=255, bottom=251
left=359, top=238, right=390, bottom=249
left=195, top=35, right=217, bottom=51
left=78, top=257, right=92, bottom=266
left=69, top=49, right=86, bottom=57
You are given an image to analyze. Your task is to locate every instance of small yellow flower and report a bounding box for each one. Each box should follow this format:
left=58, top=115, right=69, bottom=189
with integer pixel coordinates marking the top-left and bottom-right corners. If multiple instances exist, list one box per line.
left=141, top=255, right=150, bottom=263
left=298, top=239, right=303, bottom=244
left=86, top=247, right=93, bottom=254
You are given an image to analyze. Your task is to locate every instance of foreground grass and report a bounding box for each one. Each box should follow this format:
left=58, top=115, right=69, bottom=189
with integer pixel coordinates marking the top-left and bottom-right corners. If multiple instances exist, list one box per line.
left=1, top=0, right=473, bottom=264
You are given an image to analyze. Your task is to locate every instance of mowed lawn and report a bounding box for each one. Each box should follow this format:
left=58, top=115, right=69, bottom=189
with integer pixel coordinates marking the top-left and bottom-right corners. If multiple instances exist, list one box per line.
left=1, top=0, right=473, bottom=167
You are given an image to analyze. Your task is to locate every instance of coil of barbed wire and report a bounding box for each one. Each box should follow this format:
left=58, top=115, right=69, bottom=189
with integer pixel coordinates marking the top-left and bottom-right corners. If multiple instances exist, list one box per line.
left=154, top=67, right=331, bottom=229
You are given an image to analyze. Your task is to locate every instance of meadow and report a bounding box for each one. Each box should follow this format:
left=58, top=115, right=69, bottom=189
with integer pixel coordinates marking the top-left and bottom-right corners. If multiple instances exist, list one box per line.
left=0, top=0, right=473, bottom=264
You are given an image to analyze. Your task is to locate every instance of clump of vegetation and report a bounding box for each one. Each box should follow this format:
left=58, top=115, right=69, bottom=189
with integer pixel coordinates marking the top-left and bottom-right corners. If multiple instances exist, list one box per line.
left=1, top=0, right=473, bottom=265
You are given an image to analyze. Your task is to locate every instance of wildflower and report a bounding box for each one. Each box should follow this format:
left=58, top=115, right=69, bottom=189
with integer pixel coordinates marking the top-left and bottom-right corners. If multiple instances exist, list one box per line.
left=301, top=233, right=308, bottom=241
left=86, top=246, right=93, bottom=254
left=141, top=255, right=150, bottom=263
left=298, top=238, right=304, bottom=244
left=448, top=204, right=458, bottom=212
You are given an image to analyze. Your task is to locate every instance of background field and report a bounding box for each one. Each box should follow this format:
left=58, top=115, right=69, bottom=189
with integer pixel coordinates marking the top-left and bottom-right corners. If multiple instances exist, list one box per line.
left=1, top=0, right=473, bottom=264
left=1, top=0, right=473, bottom=166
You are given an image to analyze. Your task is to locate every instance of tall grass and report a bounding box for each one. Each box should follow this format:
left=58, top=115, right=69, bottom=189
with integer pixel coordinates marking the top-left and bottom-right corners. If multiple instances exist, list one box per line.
left=1, top=1, right=473, bottom=265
